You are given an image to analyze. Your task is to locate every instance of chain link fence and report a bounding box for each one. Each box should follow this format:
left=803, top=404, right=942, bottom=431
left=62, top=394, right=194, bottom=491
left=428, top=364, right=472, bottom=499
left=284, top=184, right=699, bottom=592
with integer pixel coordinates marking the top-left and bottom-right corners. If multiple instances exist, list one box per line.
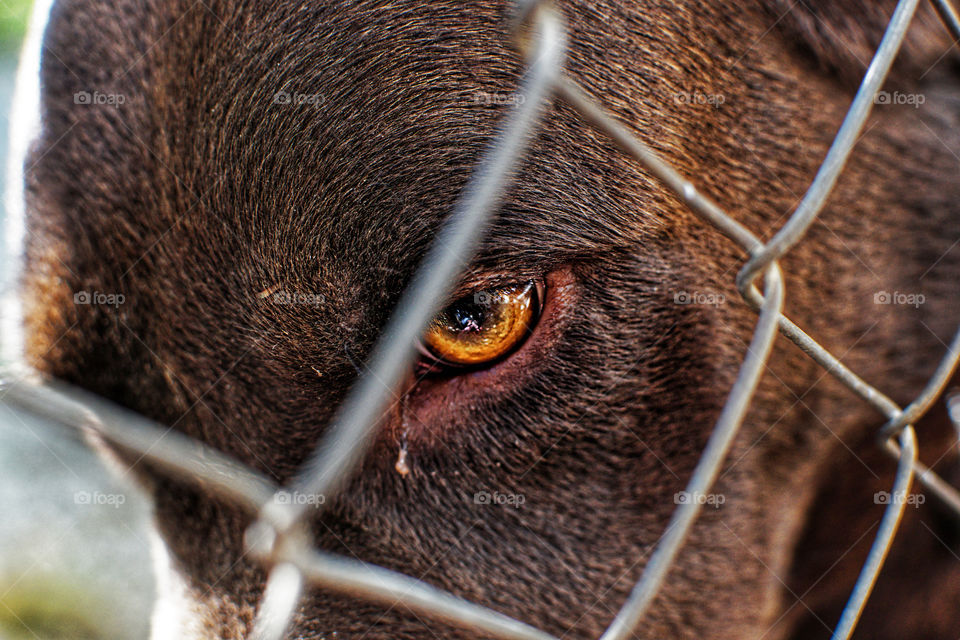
left=4, top=0, right=960, bottom=638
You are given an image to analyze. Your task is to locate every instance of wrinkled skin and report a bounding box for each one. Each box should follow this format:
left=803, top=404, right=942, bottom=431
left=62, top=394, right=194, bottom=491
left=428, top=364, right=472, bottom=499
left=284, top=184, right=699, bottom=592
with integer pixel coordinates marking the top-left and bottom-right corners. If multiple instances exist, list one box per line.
left=22, top=0, right=960, bottom=638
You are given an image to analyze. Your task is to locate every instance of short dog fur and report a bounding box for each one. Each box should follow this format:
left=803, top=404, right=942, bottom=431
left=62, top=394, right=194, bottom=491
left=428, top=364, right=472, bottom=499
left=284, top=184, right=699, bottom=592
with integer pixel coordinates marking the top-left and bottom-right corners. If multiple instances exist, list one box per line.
left=22, top=0, right=960, bottom=637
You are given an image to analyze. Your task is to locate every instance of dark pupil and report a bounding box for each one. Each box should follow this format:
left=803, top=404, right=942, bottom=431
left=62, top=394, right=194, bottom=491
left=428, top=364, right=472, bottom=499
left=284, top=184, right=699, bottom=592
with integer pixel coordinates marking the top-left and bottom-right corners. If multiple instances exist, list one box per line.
left=443, top=300, right=490, bottom=334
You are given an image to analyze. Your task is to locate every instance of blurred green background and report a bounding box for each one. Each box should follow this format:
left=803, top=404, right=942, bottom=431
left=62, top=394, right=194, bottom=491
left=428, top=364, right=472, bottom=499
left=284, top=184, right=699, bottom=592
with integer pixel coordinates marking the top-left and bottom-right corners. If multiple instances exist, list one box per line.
left=0, top=2, right=159, bottom=639
left=0, top=0, right=30, bottom=313
left=0, top=0, right=32, bottom=53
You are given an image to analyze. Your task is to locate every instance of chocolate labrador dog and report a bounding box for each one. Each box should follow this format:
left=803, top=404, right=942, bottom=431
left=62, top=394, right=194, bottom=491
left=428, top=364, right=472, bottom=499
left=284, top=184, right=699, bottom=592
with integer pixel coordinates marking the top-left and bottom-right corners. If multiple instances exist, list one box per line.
left=19, top=0, right=960, bottom=637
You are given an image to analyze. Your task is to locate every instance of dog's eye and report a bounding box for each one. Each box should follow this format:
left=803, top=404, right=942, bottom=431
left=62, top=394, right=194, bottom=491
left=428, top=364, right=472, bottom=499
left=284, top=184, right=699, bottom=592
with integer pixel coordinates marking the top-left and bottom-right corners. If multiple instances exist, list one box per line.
left=417, top=280, right=544, bottom=371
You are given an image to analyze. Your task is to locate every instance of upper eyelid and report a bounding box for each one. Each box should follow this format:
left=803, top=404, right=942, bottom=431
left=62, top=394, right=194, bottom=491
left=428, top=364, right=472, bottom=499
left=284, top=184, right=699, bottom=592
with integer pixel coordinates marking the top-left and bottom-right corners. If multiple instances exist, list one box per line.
left=446, top=272, right=545, bottom=302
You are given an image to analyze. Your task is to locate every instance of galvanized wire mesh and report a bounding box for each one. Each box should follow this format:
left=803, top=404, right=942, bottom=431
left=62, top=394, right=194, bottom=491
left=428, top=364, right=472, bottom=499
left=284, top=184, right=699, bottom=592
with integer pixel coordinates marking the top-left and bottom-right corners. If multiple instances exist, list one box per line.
left=4, top=0, right=960, bottom=638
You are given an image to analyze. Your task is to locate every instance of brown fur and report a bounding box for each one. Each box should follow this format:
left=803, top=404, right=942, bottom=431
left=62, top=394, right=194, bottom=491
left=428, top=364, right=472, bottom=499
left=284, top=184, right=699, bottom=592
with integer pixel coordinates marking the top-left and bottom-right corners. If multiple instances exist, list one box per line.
left=21, top=0, right=960, bottom=638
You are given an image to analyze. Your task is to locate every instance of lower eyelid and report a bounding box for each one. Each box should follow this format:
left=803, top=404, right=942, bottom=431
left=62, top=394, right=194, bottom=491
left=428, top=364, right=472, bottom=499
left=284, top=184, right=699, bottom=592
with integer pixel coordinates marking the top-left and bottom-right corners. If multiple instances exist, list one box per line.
left=392, top=267, right=575, bottom=449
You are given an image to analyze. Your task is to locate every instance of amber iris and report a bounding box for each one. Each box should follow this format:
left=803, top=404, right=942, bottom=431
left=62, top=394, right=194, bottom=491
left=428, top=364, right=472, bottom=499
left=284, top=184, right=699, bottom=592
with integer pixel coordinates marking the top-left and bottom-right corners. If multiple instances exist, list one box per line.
left=421, top=281, right=541, bottom=368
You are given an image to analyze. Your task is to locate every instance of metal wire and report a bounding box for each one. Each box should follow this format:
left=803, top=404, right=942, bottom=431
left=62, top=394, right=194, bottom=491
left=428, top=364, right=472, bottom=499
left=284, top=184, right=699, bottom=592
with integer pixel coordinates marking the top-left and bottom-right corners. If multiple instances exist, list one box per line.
left=262, top=3, right=567, bottom=537
left=932, top=0, right=960, bottom=40
left=287, top=550, right=559, bottom=640
left=3, top=0, right=960, bottom=639
left=736, top=0, right=922, bottom=294
left=250, top=563, right=304, bottom=640
left=599, top=265, right=785, bottom=640
left=831, top=426, right=918, bottom=640
left=0, top=375, right=275, bottom=512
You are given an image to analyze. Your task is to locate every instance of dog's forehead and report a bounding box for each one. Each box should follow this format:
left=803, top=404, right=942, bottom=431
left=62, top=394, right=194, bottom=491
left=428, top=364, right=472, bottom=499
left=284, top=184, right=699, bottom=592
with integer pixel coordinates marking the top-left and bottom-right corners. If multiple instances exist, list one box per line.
left=44, top=2, right=757, bottom=305
left=161, top=1, right=664, bottom=284
left=53, top=0, right=673, bottom=286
